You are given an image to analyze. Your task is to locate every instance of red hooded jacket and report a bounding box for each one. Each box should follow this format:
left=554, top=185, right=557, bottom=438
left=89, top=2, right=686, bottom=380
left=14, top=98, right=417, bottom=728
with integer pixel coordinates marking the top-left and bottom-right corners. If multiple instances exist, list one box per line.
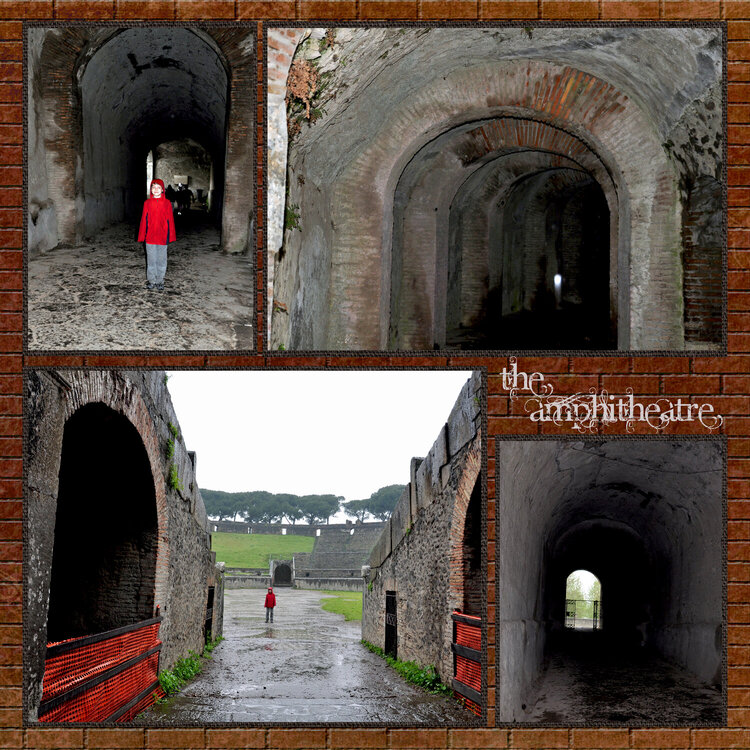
left=265, top=589, right=276, bottom=608
left=138, top=179, right=176, bottom=244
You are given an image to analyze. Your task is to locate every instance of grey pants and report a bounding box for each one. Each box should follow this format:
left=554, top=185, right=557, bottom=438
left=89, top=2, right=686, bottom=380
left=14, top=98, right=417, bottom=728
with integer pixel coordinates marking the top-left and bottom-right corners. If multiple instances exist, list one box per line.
left=265, top=607, right=274, bottom=623
left=145, top=243, right=167, bottom=284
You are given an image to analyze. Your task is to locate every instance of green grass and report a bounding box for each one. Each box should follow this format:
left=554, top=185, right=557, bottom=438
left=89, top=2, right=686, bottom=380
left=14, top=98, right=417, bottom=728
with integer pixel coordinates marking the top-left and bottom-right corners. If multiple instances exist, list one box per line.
left=362, top=640, right=452, bottom=696
left=319, top=590, right=363, bottom=621
left=211, top=532, right=314, bottom=568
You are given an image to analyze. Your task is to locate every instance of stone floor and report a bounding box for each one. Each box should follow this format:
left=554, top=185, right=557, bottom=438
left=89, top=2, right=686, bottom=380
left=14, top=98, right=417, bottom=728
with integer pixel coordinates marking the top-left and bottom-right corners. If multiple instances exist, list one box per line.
left=520, top=634, right=723, bottom=725
left=135, top=588, right=478, bottom=725
left=28, top=215, right=254, bottom=351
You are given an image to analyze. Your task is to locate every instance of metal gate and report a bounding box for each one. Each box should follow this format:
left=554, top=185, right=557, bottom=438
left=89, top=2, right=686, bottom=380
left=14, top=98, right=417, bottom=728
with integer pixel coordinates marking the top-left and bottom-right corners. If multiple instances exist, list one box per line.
left=385, top=590, right=397, bottom=659
left=565, top=599, right=602, bottom=630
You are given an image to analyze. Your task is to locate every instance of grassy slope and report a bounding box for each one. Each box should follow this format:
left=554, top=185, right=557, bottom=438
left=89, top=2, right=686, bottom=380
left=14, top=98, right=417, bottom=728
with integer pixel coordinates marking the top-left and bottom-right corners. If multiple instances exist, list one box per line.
left=211, top=531, right=314, bottom=568
left=319, top=590, right=363, bottom=621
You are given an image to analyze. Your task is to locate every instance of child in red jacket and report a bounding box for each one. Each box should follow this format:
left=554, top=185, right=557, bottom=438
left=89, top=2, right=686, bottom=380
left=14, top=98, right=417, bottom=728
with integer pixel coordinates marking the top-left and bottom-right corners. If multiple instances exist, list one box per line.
left=265, top=587, right=276, bottom=623
left=137, top=179, right=176, bottom=291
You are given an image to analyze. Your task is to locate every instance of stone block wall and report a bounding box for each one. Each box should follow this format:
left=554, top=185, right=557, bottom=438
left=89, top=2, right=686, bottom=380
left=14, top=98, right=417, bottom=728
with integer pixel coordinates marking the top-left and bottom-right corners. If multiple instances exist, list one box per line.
left=362, top=372, right=483, bottom=684
left=24, top=370, right=222, bottom=721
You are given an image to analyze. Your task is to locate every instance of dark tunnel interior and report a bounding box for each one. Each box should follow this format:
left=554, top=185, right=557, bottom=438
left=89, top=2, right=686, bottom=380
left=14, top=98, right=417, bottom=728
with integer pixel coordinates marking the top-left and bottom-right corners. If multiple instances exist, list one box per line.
left=79, top=28, right=228, bottom=238
left=46, top=403, right=158, bottom=642
left=496, top=440, right=723, bottom=724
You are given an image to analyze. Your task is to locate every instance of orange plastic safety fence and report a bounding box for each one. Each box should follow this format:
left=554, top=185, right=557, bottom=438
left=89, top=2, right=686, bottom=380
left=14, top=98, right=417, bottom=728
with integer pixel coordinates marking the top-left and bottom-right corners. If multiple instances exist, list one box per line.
left=42, top=622, right=161, bottom=702
left=39, top=651, right=160, bottom=723
left=454, top=692, right=482, bottom=716
left=117, top=683, right=166, bottom=723
left=454, top=621, right=481, bottom=651
left=455, top=654, right=481, bottom=693
left=39, top=620, right=162, bottom=722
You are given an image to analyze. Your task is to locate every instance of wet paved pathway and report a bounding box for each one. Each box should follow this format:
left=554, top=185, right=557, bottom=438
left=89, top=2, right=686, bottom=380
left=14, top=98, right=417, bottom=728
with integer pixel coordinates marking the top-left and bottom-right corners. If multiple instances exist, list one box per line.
left=523, top=640, right=723, bottom=724
left=137, top=589, right=477, bottom=725
left=28, top=217, right=254, bottom=351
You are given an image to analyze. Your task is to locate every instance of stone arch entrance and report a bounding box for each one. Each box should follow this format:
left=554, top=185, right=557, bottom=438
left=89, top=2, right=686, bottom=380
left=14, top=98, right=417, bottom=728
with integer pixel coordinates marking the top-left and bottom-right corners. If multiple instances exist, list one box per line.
left=390, top=116, right=616, bottom=350
left=47, top=403, right=159, bottom=642
left=273, top=562, right=293, bottom=586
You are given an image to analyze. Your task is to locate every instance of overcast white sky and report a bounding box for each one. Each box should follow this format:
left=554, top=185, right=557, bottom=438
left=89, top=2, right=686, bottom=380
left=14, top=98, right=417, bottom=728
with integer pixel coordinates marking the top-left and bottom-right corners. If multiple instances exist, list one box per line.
left=166, top=370, right=474, bottom=515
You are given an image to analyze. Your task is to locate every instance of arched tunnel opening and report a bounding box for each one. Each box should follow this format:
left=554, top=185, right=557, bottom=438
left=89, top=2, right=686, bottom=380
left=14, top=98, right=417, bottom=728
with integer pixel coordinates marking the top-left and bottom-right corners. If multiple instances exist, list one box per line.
left=496, top=440, right=723, bottom=724
left=46, top=403, right=158, bottom=643
left=27, top=26, right=255, bottom=350
left=461, top=472, right=483, bottom=617
left=79, top=28, right=227, bottom=240
left=273, top=564, right=292, bottom=586
left=564, top=569, right=601, bottom=631
left=388, top=118, right=618, bottom=351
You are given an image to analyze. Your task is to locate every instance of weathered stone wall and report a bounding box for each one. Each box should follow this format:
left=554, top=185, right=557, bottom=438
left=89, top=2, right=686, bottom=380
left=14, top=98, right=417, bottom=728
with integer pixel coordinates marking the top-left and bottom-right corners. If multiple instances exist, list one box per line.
left=362, top=372, right=482, bottom=684
left=270, top=26, right=722, bottom=351
left=495, top=439, right=723, bottom=722
left=25, top=370, right=222, bottom=721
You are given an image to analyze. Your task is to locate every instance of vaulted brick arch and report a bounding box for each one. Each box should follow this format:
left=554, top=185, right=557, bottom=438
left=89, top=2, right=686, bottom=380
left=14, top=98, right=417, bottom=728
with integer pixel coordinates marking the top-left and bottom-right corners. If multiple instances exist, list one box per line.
left=336, top=61, right=676, bottom=350
left=389, top=114, right=619, bottom=350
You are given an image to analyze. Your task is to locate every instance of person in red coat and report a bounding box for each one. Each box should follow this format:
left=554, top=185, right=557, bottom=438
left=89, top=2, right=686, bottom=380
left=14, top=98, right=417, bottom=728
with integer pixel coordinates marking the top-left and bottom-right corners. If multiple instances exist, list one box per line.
left=265, top=586, right=276, bottom=623
left=137, top=178, right=176, bottom=291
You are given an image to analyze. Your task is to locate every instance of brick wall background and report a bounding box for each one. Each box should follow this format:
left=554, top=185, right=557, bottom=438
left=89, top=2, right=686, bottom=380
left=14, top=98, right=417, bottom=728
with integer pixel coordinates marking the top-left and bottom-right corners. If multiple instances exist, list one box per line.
left=10, top=0, right=750, bottom=748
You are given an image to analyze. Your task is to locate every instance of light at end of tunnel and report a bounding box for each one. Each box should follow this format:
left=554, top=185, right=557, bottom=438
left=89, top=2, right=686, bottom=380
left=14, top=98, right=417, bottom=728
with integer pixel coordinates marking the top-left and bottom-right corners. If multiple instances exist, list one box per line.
left=554, top=274, right=562, bottom=304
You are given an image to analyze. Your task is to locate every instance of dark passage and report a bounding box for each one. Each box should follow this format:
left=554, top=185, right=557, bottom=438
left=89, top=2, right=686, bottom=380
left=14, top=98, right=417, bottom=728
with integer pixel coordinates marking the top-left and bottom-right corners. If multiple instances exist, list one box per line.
left=47, top=403, right=158, bottom=642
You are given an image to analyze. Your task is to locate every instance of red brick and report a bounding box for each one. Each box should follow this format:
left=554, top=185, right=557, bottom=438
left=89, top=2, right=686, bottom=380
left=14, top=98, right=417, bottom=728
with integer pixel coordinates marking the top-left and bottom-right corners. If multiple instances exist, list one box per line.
left=205, top=730, right=264, bottom=749
left=726, top=2, right=750, bottom=18
left=601, top=1, right=658, bottom=18
left=56, top=0, right=116, bottom=19
left=84, top=730, right=145, bottom=749
left=25, top=730, right=85, bottom=749
left=298, top=1, right=358, bottom=18
left=359, top=0, right=418, bottom=18
left=631, top=356, right=690, bottom=373
left=663, top=375, right=721, bottom=393
left=390, top=730, right=448, bottom=749
left=420, top=0, right=478, bottom=17
left=542, top=1, right=599, bottom=18
left=664, top=0, right=719, bottom=17
left=236, top=0, right=297, bottom=16
left=115, top=0, right=175, bottom=17
left=571, top=729, right=629, bottom=748
left=600, top=375, right=660, bottom=394
left=176, top=0, right=234, bottom=18
left=329, top=729, right=388, bottom=748
left=693, top=730, right=750, bottom=747
left=631, top=729, right=691, bottom=748
left=488, top=416, right=538, bottom=434
left=480, top=0, right=538, bottom=16
left=511, top=729, right=568, bottom=748
left=570, top=357, right=628, bottom=373
left=145, top=730, right=206, bottom=749
left=0, top=1, right=52, bottom=18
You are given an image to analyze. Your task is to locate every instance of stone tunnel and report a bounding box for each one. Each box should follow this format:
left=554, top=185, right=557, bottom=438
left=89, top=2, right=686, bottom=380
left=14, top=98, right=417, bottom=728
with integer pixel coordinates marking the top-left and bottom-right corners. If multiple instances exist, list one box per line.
left=362, top=371, right=483, bottom=713
left=25, top=370, right=224, bottom=722
left=27, top=26, right=255, bottom=255
left=268, top=26, right=723, bottom=351
left=495, top=439, right=723, bottom=724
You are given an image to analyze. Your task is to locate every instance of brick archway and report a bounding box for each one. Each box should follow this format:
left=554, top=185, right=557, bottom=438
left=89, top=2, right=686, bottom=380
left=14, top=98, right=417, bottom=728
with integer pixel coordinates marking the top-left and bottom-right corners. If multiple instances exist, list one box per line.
left=57, top=372, right=170, bottom=615
left=281, top=59, right=680, bottom=350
